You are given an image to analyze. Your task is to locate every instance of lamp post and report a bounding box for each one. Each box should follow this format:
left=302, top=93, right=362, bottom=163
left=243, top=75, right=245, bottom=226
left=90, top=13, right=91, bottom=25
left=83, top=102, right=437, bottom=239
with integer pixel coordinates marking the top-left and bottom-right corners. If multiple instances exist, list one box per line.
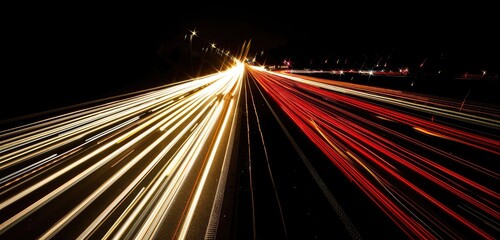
left=189, top=29, right=197, bottom=76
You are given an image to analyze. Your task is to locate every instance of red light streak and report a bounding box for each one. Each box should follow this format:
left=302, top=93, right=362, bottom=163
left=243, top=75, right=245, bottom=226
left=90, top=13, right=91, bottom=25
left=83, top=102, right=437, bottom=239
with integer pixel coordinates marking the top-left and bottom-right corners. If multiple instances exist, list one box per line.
left=248, top=66, right=499, bottom=239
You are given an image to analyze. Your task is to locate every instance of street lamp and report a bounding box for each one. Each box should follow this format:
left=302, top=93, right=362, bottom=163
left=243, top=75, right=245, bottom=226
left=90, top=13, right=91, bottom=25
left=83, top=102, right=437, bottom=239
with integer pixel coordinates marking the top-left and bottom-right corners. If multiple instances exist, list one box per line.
left=189, top=29, right=197, bottom=75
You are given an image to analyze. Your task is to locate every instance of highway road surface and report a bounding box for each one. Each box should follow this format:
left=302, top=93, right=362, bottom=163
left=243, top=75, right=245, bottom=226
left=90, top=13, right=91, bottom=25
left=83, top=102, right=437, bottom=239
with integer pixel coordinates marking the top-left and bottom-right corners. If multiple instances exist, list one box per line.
left=0, top=63, right=498, bottom=239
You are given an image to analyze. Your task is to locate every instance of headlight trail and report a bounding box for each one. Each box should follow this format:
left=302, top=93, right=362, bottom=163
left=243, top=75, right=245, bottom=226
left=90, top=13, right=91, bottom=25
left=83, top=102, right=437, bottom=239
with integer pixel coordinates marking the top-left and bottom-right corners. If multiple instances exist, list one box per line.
left=248, top=66, right=499, bottom=239
left=277, top=71, right=500, bottom=131
left=0, top=63, right=244, bottom=239
left=1, top=60, right=497, bottom=239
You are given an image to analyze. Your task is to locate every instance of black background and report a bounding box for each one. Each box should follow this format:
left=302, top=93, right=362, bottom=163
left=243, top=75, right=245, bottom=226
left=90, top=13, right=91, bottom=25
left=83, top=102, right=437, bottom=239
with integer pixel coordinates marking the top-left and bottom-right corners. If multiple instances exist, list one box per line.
left=2, top=3, right=498, bottom=120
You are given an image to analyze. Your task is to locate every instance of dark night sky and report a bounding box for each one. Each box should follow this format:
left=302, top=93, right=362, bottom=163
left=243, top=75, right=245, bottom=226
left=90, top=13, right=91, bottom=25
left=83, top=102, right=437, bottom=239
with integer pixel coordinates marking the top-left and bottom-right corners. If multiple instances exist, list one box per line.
left=1, top=3, right=498, bottom=120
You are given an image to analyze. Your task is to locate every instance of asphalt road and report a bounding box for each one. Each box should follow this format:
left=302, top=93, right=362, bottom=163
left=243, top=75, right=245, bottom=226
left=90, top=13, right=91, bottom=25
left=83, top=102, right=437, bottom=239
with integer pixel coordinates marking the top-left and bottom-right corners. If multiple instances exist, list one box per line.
left=218, top=67, right=499, bottom=239
left=0, top=68, right=244, bottom=239
left=0, top=65, right=498, bottom=239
